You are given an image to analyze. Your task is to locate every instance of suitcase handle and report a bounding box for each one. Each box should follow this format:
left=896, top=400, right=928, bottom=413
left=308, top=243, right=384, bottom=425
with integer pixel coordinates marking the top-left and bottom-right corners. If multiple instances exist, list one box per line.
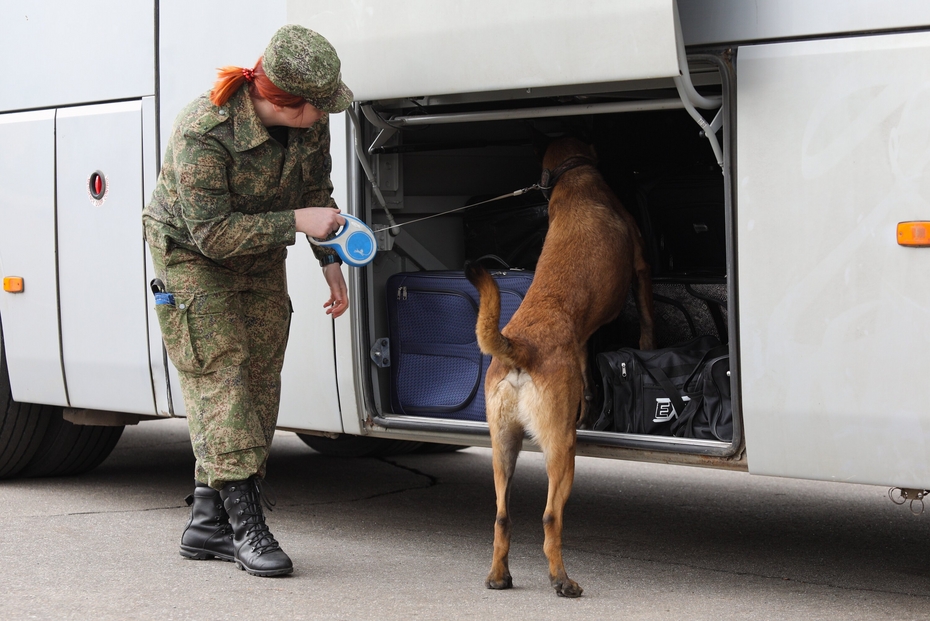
left=466, top=254, right=512, bottom=270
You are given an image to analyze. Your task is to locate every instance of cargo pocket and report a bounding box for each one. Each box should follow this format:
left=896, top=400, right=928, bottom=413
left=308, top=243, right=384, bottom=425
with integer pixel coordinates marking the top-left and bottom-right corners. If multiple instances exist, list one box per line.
left=185, top=291, right=247, bottom=375
left=153, top=294, right=201, bottom=374
left=155, top=291, right=246, bottom=375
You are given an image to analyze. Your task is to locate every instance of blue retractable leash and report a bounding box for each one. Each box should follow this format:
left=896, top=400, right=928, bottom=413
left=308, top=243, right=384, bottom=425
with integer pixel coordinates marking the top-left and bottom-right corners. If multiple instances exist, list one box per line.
left=311, top=183, right=540, bottom=267
left=309, top=213, right=378, bottom=267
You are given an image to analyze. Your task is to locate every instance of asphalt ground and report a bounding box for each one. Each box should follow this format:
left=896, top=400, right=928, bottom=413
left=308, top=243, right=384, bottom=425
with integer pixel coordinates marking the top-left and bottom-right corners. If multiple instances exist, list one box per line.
left=1, top=417, right=929, bottom=621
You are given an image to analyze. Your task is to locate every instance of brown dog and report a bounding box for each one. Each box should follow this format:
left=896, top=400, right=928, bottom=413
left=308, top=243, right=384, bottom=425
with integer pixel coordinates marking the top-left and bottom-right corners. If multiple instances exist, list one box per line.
left=465, top=137, right=655, bottom=597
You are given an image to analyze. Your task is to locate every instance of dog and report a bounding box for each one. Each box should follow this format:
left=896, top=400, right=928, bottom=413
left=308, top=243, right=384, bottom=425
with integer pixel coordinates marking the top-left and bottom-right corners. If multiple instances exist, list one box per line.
left=465, top=137, right=655, bottom=597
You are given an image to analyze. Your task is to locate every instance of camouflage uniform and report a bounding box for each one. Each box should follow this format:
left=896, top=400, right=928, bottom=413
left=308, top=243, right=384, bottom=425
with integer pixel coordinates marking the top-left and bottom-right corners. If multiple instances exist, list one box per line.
left=143, top=84, right=339, bottom=489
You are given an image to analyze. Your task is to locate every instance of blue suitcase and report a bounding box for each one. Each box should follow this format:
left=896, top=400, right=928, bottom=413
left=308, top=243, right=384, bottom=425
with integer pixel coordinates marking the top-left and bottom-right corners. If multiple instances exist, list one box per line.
left=386, top=269, right=534, bottom=421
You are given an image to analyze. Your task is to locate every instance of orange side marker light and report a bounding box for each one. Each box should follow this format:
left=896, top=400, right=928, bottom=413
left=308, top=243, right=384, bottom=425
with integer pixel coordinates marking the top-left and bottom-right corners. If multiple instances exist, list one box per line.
left=897, top=221, right=930, bottom=247
left=3, top=277, right=24, bottom=293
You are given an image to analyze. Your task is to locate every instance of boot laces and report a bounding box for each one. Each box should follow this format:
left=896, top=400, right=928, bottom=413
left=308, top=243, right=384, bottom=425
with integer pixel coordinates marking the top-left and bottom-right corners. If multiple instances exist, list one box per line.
left=239, top=479, right=281, bottom=555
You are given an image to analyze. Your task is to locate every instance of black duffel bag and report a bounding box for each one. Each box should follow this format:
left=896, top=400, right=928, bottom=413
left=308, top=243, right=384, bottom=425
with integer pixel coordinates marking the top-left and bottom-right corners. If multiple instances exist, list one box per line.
left=593, top=335, right=732, bottom=441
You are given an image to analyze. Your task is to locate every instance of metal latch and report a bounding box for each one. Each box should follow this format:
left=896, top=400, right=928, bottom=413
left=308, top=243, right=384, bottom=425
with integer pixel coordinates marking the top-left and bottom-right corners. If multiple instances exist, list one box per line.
left=888, top=487, right=929, bottom=515
left=370, top=338, right=390, bottom=368
left=374, top=225, right=395, bottom=251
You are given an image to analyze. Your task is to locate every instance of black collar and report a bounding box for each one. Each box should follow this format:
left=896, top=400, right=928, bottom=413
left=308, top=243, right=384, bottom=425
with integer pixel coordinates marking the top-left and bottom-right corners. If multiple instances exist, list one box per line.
left=538, top=155, right=597, bottom=200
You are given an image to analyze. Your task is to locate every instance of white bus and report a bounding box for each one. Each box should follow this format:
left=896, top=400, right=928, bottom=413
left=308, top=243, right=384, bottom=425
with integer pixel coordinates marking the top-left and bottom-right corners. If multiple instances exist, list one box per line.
left=1, top=1, right=928, bottom=503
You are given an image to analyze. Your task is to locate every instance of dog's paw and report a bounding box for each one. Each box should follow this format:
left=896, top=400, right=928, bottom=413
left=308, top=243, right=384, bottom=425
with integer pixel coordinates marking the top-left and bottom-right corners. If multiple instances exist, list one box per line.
left=486, top=573, right=514, bottom=590
left=553, top=578, right=583, bottom=598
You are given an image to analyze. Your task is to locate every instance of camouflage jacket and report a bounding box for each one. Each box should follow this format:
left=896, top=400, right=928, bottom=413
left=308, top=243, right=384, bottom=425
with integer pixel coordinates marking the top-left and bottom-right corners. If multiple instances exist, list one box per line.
left=142, top=85, right=339, bottom=272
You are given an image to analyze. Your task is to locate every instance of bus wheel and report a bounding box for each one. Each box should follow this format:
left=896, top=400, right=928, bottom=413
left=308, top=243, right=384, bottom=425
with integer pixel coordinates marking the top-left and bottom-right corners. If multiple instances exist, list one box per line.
left=297, top=433, right=422, bottom=458
left=0, top=328, right=54, bottom=478
left=1, top=325, right=123, bottom=479
left=18, top=412, right=123, bottom=478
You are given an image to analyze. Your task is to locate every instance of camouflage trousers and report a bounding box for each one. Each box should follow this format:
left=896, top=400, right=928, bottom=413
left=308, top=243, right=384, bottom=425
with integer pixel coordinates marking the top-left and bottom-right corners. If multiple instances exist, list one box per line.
left=150, top=245, right=292, bottom=490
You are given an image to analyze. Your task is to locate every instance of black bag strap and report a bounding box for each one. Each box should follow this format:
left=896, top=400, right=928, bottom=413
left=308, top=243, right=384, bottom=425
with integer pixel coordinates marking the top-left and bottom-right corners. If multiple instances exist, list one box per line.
left=670, top=395, right=705, bottom=437
left=704, top=354, right=730, bottom=439
left=680, top=344, right=729, bottom=388
left=592, top=408, right=612, bottom=431
left=630, top=342, right=729, bottom=422
left=670, top=350, right=728, bottom=440
left=629, top=351, right=688, bottom=421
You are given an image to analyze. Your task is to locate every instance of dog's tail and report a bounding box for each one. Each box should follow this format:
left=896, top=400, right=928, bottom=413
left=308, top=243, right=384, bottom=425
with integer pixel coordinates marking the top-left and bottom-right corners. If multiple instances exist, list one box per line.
left=465, top=263, right=531, bottom=370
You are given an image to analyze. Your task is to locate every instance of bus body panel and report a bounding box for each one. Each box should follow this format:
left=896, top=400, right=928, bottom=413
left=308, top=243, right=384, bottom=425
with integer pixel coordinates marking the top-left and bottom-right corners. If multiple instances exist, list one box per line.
left=56, top=101, right=155, bottom=415
left=681, top=0, right=930, bottom=47
left=141, top=96, right=173, bottom=417
left=0, top=1, right=154, bottom=112
left=286, top=0, right=682, bottom=101
left=0, top=110, right=68, bottom=406
left=157, top=0, right=287, bottom=159
left=276, top=111, right=349, bottom=434
left=737, top=32, right=930, bottom=488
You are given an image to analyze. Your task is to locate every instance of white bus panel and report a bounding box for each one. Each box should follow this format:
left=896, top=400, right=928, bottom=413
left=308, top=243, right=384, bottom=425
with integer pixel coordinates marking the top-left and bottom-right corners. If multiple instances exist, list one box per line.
left=0, top=109, right=68, bottom=406
left=287, top=0, right=681, bottom=101
left=681, top=0, right=930, bottom=47
left=277, top=114, right=349, bottom=434
left=56, top=101, right=154, bottom=415
left=0, top=1, right=154, bottom=112
left=737, top=32, right=930, bottom=488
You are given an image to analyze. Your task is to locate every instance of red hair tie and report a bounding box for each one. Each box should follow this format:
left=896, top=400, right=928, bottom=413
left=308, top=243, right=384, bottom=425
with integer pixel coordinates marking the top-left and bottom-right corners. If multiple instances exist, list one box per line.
left=242, top=68, right=255, bottom=83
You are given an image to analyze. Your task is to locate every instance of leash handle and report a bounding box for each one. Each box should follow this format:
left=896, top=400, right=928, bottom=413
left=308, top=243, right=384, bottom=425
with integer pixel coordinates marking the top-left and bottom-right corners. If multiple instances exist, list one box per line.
left=308, top=213, right=378, bottom=267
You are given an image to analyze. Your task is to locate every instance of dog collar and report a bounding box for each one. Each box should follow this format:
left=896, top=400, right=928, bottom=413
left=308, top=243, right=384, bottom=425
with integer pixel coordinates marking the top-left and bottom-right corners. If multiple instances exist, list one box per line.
left=538, top=155, right=597, bottom=201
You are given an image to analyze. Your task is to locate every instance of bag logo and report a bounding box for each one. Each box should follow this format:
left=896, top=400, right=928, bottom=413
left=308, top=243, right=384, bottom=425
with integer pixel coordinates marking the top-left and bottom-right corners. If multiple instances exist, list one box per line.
left=654, top=396, right=690, bottom=423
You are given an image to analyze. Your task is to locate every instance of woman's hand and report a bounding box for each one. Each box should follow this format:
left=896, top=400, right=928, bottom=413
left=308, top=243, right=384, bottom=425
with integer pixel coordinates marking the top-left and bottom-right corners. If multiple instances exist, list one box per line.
left=295, top=207, right=345, bottom=239
left=322, top=263, right=349, bottom=318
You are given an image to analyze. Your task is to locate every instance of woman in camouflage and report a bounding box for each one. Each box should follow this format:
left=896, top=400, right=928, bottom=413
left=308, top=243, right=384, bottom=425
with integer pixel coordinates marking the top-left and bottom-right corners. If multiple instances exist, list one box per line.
left=142, top=25, right=353, bottom=577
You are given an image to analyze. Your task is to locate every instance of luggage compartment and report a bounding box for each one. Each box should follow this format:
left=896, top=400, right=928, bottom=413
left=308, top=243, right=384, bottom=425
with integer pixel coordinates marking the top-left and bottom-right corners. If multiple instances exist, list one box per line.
left=352, top=54, right=739, bottom=459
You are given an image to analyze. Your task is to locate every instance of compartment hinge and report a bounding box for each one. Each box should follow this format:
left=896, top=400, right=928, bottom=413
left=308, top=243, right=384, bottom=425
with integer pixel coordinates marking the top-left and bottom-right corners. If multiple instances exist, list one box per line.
left=370, top=338, right=391, bottom=368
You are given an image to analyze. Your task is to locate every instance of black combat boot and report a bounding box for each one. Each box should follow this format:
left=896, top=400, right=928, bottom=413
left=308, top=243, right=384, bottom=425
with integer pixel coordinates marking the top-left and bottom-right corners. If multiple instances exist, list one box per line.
left=220, top=477, right=293, bottom=577
left=179, top=482, right=235, bottom=561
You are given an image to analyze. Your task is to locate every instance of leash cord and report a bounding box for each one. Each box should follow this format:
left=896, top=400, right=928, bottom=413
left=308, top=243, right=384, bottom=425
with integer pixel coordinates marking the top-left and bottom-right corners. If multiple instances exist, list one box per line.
left=376, top=184, right=545, bottom=233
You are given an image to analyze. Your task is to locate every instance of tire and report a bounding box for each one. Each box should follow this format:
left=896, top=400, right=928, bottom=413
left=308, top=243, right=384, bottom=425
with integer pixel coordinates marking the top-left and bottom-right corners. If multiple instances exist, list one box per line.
left=297, top=433, right=423, bottom=458
left=1, top=321, right=123, bottom=479
left=18, top=412, right=124, bottom=478
left=0, top=326, right=54, bottom=478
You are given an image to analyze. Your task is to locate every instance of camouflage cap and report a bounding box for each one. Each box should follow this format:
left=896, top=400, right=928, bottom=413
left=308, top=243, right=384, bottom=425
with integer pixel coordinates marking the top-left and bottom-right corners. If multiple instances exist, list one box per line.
left=263, top=24, right=353, bottom=113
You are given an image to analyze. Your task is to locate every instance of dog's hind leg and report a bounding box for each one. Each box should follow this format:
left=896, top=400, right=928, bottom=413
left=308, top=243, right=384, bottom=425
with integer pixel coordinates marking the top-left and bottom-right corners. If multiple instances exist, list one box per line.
left=486, top=383, right=523, bottom=590
left=534, top=373, right=585, bottom=597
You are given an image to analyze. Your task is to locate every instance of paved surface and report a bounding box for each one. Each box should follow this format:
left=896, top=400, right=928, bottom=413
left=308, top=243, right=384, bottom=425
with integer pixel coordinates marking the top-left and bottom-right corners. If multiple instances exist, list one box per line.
left=1, top=417, right=929, bottom=621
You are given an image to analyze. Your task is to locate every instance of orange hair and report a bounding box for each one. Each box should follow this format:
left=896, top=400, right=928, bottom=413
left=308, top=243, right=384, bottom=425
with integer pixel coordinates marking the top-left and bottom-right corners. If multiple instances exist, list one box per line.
left=210, top=57, right=306, bottom=108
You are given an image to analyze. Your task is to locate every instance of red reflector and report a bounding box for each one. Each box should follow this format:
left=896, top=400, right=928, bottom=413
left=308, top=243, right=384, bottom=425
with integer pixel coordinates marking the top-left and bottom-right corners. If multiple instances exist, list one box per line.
left=95, top=176, right=102, bottom=195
